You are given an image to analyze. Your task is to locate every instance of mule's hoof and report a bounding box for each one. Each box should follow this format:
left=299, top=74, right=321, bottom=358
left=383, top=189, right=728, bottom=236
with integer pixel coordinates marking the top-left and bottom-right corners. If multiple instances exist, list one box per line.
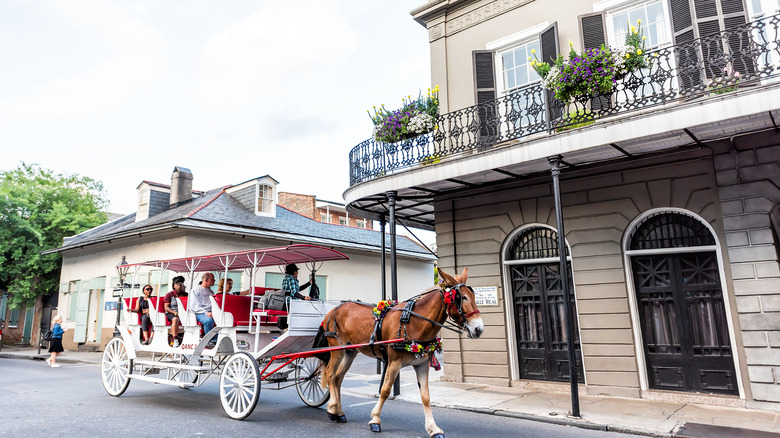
left=370, top=423, right=381, bottom=433
left=431, top=434, right=445, bottom=438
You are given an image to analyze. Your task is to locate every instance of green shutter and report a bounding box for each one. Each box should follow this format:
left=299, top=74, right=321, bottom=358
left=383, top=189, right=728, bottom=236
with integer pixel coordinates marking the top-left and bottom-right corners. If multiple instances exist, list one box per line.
left=227, top=271, right=243, bottom=291
left=68, top=280, right=81, bottom=322
left=73, top=280, right=91, bottom=343
left=90, top=277, right=106, bottom=290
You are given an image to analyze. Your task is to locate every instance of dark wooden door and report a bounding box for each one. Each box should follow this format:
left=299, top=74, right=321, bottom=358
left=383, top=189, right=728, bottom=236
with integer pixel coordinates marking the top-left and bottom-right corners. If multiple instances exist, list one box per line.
left=632, top=252, right=737, bottom=395
left=511, top=263, right=583, bottom=382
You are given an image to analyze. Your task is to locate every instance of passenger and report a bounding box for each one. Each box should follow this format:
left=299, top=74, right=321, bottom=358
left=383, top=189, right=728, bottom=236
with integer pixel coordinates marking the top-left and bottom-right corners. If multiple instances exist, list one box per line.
left=190, top=272, right=217, bottom=348
left=281, top=264, right=314, bottom=302
left=218, top=278, right=249, bottom=295
left=163, top=276, right=187, bottom=347
left=132, top=284, right=154, bottom=344
left=46, top=315, right=66, bottom=368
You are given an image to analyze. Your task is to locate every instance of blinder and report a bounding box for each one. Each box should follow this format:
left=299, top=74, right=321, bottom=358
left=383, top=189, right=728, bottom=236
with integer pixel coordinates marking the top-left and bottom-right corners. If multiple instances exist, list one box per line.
left=442, top=283, right=480, bottom=327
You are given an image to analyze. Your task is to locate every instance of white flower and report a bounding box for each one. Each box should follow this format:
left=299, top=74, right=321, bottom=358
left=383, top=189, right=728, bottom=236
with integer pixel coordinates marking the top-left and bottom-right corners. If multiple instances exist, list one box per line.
left=408, top=112, right=435, bottom=134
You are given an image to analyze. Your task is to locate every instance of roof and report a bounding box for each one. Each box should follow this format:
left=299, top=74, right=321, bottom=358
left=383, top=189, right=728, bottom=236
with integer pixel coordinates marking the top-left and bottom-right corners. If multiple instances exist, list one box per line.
left=128, top=244, right=349, bottom=273
left=45, top=187, right=433, bottom=259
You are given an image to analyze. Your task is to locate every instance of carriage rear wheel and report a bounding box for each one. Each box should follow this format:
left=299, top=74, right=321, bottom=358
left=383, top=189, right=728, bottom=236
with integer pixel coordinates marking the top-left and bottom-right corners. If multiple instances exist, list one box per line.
left=101, top=337, right=132, bottom=397
left=295, top=356, right=330, bottom=407
left=220, top=352, right=261, bottom=420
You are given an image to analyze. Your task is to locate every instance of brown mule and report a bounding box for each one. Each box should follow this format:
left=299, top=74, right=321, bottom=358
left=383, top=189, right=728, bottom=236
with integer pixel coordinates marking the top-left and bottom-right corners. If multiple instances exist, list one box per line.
left=319, top=267, right=484, bottom=438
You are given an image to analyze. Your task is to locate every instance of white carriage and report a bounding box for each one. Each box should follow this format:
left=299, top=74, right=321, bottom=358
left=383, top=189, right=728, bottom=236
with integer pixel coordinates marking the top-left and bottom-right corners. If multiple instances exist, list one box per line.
left=99, top=244, right=392, bottom=419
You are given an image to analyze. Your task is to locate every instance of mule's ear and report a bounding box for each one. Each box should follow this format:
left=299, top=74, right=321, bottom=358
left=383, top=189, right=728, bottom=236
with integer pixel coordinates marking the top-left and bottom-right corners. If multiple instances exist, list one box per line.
left=459, top=267, right=469, bottom=284
left=438, top=267, right=455, bottom=286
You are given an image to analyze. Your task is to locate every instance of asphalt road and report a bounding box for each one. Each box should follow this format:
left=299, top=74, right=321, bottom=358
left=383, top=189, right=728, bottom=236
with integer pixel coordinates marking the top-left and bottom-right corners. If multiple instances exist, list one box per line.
left=0, top=358, right=633, bottom=438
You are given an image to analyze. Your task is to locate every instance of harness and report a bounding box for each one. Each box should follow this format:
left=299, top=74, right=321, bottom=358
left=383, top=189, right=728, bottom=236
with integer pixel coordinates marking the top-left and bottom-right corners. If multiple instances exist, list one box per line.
left=321, top=283, right=480, bottom=364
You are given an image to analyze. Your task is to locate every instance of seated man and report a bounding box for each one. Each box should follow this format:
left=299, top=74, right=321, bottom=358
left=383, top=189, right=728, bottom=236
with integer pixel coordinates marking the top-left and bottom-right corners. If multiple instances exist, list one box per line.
left=189, top=272, right=217, bottom=347
left=163, top=276, right=187, bottom=347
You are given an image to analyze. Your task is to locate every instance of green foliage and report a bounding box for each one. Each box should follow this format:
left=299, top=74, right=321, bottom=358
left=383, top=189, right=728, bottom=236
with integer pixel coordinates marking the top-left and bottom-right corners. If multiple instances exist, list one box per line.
left=368, top=86, right=440, bottom=143
left=556, top=109, right=595, bottom=132
left=0, top=163, right=108, bottom=308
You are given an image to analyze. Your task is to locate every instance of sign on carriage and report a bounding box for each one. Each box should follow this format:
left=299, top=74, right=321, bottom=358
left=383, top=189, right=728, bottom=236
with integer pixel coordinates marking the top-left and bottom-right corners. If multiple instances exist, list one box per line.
left=473, top=286, right=498, bottom=306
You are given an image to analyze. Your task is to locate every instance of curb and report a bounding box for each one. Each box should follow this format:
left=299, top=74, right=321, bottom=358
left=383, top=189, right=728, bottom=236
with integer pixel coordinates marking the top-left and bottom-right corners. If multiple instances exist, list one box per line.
left=0, top=352, right=98, bottom=365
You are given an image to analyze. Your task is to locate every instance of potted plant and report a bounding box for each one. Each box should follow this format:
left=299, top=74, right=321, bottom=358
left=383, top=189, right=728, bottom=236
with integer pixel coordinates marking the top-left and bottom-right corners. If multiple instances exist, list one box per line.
left=368, top=86, right=440, bottom=144
left=531, top=20, right=648, bottom=103
left=707, top=65, right=741, bottom=95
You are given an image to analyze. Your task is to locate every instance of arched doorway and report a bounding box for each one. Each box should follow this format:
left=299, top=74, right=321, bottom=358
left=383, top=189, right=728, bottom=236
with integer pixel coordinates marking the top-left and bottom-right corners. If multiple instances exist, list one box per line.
left=503, top=226, right=583, bottom=382
left=627, top=211, right=738, bottom=395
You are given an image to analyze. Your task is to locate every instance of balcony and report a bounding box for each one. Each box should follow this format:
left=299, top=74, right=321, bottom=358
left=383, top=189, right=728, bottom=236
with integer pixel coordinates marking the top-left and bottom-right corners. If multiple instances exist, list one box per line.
left=349, top=14, right=780, bottom=189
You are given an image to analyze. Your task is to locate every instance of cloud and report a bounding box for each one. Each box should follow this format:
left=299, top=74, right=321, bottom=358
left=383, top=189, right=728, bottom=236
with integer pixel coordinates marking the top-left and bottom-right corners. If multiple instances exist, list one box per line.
left=192, top=0, right=359, bottom=109
left=0, top=0, right=169, bottom=119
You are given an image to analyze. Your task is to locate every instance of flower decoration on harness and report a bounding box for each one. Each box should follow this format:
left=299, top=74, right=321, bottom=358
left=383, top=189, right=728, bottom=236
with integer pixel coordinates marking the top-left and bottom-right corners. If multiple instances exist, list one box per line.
left=402, top=337, right=443, bottom=358
left=373, top=300, right=398, bottom=321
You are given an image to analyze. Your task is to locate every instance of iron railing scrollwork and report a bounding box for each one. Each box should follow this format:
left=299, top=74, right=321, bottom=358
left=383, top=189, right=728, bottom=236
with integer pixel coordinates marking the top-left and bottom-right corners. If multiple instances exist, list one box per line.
left=349, top=14, right=780, bottom=187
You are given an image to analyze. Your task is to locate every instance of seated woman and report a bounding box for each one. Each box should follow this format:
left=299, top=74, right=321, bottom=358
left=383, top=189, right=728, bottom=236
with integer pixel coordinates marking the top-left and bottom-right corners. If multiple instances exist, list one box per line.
left=218, top=278, right=250, bottom=296
left=132, top=284, right=154, bottom=344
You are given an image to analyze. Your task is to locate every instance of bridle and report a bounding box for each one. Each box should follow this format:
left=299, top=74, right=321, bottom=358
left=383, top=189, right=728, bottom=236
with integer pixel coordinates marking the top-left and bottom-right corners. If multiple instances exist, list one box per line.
left=441, top=283, right=480, bottom=328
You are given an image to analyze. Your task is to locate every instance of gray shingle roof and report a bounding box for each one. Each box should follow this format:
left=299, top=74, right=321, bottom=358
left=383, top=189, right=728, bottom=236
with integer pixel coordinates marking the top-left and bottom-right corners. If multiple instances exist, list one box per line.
left=48, top=188, right=433, bottom=258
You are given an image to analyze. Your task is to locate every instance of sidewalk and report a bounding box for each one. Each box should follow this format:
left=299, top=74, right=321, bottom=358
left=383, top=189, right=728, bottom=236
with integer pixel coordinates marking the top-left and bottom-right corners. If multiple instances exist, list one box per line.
left=3, top=345, right=779, bottom=437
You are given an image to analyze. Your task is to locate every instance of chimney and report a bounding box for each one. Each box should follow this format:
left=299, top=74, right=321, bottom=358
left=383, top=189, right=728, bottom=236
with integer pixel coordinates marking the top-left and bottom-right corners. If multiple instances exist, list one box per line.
left=170, top=166, right=193, bottom=207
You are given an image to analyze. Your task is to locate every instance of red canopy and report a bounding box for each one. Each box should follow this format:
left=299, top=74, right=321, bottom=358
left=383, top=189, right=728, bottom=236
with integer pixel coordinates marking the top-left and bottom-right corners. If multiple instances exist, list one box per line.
left=123, top=244, right=348, bottom=273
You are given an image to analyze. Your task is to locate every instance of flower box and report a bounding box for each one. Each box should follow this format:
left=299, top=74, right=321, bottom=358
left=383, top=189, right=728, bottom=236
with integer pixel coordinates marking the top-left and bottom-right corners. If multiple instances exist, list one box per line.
left=368, top=86, right=440, bottom=144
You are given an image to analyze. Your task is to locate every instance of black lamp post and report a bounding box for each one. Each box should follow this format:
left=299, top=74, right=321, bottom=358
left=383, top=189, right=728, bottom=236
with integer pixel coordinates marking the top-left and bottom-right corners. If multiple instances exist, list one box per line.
left=114, top=255, right=129, bottom=338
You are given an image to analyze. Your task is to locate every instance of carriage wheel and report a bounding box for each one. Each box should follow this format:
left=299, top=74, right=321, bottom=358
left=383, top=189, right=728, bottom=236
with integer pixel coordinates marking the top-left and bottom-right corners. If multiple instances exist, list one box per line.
left=219, top=352, right=261, bottom=420
left=101, top=337, right=132, bottom=397
left=295, top=356, right=330, bottom=407
left=174, top=355, right=199, bottom=386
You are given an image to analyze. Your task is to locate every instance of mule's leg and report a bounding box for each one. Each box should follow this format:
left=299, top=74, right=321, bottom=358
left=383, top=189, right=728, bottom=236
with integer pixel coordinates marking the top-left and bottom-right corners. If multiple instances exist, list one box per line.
left=326, top=349, right=357, bottom=423
left=414, top=362, right=444, bottom=438
left=369, top=359, right=402, bottom=432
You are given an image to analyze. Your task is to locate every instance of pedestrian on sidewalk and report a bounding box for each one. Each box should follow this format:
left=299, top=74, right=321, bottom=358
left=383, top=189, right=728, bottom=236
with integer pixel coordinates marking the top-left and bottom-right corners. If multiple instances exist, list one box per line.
left=46, top=315, right=66, bottom=368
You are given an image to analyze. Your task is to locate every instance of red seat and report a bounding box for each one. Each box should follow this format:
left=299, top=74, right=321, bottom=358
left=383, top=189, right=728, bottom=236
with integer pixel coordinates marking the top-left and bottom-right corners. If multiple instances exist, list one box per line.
left=123, top=297, right=141, bottom=324
left=149, top=296, right=171, bottom=326
left=213, top=295, right=252, bottom=328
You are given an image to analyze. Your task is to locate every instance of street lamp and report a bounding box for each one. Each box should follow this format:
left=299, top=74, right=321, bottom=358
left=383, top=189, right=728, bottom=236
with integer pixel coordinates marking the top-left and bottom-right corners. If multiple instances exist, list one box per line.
left=114, top=255, right=129, bottom=338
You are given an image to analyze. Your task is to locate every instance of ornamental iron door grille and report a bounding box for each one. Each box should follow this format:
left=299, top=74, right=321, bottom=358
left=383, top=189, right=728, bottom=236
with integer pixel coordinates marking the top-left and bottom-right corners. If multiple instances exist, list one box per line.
left=508, top=227, right=582, bottom=382
left=630, top=213, right=736, bottom=395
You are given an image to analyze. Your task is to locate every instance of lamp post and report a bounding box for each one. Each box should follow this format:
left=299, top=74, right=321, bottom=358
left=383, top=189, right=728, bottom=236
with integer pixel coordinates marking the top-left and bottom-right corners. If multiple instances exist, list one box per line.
left=114, top=255, right=129, bottom=338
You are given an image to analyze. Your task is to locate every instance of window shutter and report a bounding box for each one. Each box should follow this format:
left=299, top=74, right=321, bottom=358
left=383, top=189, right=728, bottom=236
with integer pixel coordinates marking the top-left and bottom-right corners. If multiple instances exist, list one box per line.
left=538, top=22, right=563, bottom=126
left=579, top=12, right=607, bottom=50
left=578, top=14, right=611, bottom=111
left=669, top=0, right=702, bottom=92
left=472, top=50, right=498, bottom=142
left=59, top=283, right=68, bottom=294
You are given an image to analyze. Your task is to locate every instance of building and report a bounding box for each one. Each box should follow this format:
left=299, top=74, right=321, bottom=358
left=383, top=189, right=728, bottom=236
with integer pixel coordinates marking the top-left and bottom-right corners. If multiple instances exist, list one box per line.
left=344, top=0, right=780, bottom=411
left=279, top=192, right=373, bottom=229
left=44, top=167, right=434, bottom=352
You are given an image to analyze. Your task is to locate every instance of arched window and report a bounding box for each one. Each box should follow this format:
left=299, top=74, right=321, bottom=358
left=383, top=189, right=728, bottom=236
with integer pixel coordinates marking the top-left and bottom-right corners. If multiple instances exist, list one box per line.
left=506, top=227, right=569, bottom=260
left=629, top=211, right=715, bottom=250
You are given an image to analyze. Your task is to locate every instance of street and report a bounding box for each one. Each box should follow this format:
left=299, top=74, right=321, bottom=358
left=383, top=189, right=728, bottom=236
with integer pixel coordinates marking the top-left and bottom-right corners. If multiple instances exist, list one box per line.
left=0, top=358, right=635, bottom=438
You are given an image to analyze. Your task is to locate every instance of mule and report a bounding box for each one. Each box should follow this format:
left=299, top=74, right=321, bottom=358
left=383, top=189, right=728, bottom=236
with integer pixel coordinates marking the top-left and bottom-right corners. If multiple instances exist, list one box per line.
left=318, top=267, right=483, bottom=438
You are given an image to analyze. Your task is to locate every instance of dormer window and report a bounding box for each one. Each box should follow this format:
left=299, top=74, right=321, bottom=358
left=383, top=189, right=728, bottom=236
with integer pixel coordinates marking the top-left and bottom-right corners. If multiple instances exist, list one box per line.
left=256, top=182, right=275, bottom=216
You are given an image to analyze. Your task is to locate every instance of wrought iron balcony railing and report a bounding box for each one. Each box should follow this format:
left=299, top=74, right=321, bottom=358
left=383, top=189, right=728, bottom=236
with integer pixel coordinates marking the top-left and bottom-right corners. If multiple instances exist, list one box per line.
left=349, top=14, right=780, bottom=187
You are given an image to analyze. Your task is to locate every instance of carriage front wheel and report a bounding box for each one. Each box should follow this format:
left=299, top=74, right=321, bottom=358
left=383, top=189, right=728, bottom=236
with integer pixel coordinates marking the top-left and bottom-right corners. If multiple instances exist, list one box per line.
left=220, top=352, right=261, bottom=420
left=295, top=356, right=330, bottom=407
left=101, top=337, right=132, bottom=397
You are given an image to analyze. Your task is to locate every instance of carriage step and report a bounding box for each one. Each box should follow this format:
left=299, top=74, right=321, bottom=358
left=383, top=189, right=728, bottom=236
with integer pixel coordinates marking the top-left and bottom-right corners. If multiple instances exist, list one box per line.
left=133, top=359, right=209, bottom=371
left=128, top=374, right=197, bottom=387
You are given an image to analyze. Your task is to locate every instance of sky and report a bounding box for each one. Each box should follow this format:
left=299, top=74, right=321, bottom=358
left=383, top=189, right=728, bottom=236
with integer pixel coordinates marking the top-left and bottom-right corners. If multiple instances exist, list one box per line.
left=0, top=0, right=433, bottom=241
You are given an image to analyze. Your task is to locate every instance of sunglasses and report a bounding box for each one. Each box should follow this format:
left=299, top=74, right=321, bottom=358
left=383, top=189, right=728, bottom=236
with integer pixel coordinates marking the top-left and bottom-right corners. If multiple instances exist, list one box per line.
left=144, top=287, right=152, bottom=291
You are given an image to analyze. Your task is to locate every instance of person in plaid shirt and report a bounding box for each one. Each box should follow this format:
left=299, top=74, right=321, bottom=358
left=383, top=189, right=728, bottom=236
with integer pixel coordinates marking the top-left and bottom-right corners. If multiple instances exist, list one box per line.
left=281, top=263, right=313, bottom=301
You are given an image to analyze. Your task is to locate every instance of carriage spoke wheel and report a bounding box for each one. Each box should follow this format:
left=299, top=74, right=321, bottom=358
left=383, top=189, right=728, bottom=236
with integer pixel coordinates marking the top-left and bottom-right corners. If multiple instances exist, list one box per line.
left=295, top=356, right=330, bottom=407
left=101, top=337, right=132, bottom=397
left=220, top=352, right=260, bottom=420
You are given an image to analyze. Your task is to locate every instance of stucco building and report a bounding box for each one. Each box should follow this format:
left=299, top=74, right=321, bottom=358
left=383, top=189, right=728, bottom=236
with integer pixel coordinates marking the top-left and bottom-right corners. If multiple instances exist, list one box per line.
left=345, top=0, right=780, bottom=411
left=45, top=167, right=433, bottom=352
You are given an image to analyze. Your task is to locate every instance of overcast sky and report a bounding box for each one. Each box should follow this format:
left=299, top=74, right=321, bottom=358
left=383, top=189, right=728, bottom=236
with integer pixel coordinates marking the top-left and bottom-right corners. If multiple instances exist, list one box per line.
left=0, top=1, right=431, bottom=225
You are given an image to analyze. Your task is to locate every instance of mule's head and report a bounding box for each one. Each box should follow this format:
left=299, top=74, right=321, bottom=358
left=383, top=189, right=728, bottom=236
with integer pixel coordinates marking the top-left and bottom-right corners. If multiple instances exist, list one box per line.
left=438, top=267, right=484, bottom=339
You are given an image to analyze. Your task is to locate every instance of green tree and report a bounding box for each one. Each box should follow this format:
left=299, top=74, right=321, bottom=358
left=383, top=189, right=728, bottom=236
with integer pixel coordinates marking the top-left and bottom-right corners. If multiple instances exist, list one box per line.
left=0, top=163, right=108, bottom=308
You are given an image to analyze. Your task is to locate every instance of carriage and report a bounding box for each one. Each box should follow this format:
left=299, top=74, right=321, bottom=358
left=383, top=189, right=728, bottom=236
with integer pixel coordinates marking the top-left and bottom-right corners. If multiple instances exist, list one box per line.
left=100, top=244, right=403, bottom=420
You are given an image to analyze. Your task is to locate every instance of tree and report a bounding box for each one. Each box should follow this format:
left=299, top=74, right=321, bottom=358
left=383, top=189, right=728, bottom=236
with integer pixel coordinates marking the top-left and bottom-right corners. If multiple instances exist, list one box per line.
left=0, top=163, right=108, bottom=308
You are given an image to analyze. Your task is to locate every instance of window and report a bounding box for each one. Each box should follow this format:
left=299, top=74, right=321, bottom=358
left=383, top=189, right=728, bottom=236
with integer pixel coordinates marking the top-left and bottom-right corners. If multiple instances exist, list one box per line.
left=320, top=212, right=332, bottom=223
left=9, top=306, right=22, bottom=328
left=608, top=0, right=670, bottom=50
left=498, top=40, right=542, bottom=93
left=339, top=217, right=347, bottom=226
left=356, top=218, right=367, bottom=228
left=257, top=184, right=274, bottom=214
